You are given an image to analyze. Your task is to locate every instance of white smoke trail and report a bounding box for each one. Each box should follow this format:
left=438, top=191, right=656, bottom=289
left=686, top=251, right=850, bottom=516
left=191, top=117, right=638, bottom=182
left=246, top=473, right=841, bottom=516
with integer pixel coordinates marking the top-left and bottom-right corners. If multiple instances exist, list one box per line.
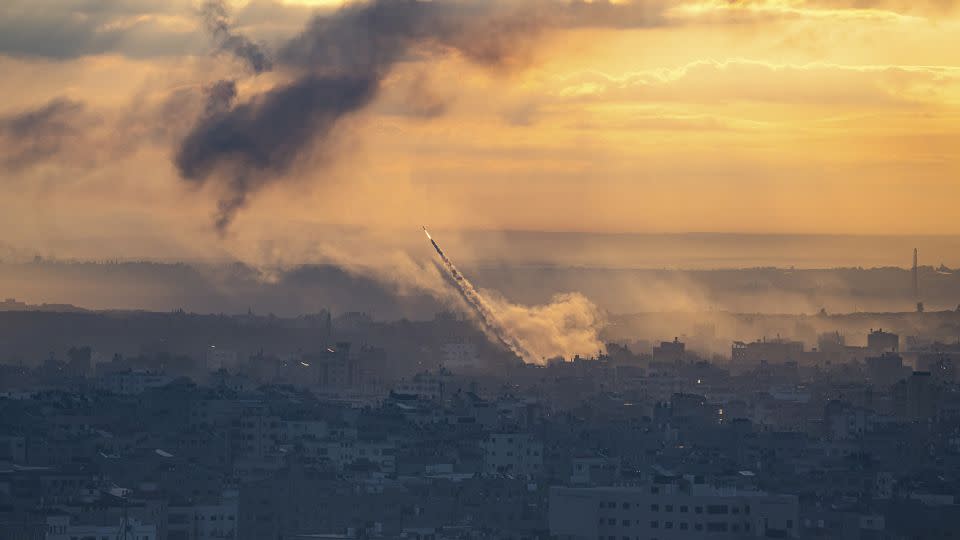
left=424, top=227, right=536, bottom=362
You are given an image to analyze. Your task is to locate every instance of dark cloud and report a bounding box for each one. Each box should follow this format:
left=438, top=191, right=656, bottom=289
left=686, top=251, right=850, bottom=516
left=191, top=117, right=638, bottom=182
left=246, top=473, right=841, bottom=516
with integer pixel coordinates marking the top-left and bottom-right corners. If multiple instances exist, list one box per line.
left=176, top=75, right=377, bottom=232
left=0, top=0, right=203, bottom=59
left=204, top=79, right=240, bottom=117
left=177, top=0, right=672, bottom=232
left=0, top=98, right=89, bottom=170
left=1, top=1, right=673, bottom=229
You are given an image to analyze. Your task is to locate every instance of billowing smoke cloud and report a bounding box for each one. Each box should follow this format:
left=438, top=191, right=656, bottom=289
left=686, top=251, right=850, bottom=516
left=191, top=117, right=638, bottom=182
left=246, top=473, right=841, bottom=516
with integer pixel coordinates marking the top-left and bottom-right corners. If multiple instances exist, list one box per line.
left=177, top=0, right=542, bottom=231
left=488, top=291, right=606, bottom=362
left=176, top=0, right=671, bottom=232
left=203, top=79, right=239, bottom=118
left=177, top=74, right=378, bottom=232
left=201, top=0, right=273, bottom=74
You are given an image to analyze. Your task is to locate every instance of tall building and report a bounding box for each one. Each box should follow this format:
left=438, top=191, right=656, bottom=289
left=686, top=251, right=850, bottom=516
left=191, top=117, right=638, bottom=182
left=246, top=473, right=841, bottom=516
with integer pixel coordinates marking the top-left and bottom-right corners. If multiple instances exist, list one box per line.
left=653, top=338, right=686, bottom=364
left=481, top=433, right=544, bottom=478
left=865, top=353, right=909, bottom=387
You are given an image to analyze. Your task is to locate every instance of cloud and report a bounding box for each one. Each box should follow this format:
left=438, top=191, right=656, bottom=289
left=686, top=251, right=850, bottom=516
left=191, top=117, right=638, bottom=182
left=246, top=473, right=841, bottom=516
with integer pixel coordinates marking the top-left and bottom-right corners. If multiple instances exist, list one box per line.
left=0, top=98, right=91, bottom=170
left=202, top=0, right=274, bottom=74
left=175, top=0, right=677, bottom=233
left=0, top=0, right=204, bottom=59
left=671, top=0, right=942, bottom=23
left=553, top=59, right=960, bottom=107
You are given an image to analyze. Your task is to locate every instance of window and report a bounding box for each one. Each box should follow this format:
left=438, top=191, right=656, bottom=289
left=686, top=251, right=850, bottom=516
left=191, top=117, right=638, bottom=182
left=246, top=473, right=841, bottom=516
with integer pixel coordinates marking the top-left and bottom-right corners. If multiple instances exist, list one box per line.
left=651, top=486, right=660, bottom=494
left=609, top=519, right=616, bottom=525
left=665, top=522, right=673, bottom=529
left=787, top=520, right=794, bottom=529
left=695, top=506, right=703, bottom=514
left=707, top=505, right=729, bottom=515
left=680, top=523, right=688, bottom=530
left=665, top=505, right=673, bottom=512
left=694, top=524, right=703, bottom=531
left=650, top=504, right=659, bottom=512
left=680, top=505, right=688, bottom=513
left=650, top=521, right=659, bottom=529
left=622, top=502, right=631, bottom=510
left=706, top=522, right=728, bottom=532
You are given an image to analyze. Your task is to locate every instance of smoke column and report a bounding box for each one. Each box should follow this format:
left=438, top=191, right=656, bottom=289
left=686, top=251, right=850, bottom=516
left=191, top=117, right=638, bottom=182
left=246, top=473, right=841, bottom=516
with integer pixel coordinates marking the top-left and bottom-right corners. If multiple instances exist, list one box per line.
left=423, top=227, right=535, bottom=362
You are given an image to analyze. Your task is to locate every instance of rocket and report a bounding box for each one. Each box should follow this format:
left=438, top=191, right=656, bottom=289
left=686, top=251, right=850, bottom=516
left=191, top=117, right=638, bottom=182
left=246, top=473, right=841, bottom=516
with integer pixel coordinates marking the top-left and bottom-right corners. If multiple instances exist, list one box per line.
left=422, top=225, right=535, bottom=362
left=423, top=226, right=445, bottom=258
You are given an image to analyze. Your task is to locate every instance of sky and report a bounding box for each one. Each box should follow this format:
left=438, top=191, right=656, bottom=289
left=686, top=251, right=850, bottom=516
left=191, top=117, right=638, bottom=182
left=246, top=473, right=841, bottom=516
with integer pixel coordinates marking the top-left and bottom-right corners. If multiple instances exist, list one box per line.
left=1, top=0, right=959, bottom=265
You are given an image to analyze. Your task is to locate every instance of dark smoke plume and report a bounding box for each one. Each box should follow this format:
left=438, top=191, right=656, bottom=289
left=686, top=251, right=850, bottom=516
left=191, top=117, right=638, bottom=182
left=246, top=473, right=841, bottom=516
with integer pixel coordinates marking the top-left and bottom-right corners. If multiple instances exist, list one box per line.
left=179, top=0, right=669, bottom=231
left=0, top=97, right=87, bottom=170
left=201, top=0, right=273, bottom=74
left=180, top=75, right=377, bottom=232
left=203, top=79, right=239, bottom=118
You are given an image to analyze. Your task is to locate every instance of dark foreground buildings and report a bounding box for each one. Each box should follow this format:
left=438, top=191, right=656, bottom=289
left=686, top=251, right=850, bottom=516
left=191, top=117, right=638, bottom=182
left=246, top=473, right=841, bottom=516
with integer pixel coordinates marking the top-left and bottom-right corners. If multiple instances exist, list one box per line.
left=2, top=311, right=960, bottom=540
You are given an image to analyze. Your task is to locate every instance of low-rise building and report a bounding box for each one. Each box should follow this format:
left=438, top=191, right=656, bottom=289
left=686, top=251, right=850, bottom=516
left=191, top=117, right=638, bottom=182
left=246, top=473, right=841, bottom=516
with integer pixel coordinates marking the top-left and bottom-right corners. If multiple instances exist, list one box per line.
left=549, top=481, right=799, bottom=539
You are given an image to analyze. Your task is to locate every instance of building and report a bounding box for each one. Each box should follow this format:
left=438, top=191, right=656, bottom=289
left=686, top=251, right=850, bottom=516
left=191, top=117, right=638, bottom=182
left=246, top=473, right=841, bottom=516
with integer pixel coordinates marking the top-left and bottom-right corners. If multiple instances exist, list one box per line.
left=45, top=514, right=157, bottom=540
left=481, top=433, right=543, bottom=478
left=653, top=339, right=686, bottom=364
left=394, top=372, right=447, bottom=402
left=549, top=481, right=799, bottom=539
left=440, top=342, right=481, bottom=371
left=300, top=439, right=397, bottom=474
left=867, top=329, right=899, bottom=354
left=97, top=370, right=175, bottom=395
left=865, top=353, right=910, bottom=387
left=732, top=338, right=804, bottom=366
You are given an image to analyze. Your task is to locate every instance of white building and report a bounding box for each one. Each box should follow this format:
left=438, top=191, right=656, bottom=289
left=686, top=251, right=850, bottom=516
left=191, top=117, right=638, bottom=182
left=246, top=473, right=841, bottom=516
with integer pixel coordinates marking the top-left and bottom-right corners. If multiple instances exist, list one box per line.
left=45, top=514, right=157, bottom=540
left=481, top=433, right=543, bottom=478
left=550, top=482, right=799, bottom=539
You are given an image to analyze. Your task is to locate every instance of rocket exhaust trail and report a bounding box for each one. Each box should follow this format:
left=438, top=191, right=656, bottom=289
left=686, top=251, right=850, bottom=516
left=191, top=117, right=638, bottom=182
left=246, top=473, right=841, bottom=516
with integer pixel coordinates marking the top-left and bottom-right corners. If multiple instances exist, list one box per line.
left=423, top=227, right=535, bottom=363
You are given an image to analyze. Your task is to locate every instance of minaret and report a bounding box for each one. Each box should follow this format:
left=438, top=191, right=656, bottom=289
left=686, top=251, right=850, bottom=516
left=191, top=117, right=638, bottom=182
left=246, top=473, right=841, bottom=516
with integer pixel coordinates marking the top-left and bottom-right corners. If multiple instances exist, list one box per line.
left=913, top=248, right=919, bottom=300
left=913, top=248, right=923, bottom=312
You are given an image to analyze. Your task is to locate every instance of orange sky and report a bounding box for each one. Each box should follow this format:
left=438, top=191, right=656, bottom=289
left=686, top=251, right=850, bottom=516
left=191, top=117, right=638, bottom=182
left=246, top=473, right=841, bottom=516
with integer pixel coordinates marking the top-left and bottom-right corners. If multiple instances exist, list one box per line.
left=1, top=0, right=959, bottom=262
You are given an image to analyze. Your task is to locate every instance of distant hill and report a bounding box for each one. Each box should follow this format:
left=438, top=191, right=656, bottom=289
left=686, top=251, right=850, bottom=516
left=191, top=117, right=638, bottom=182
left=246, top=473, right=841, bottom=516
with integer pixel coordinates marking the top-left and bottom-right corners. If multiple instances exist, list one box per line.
left=1, top=259, right=958, bottom=318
